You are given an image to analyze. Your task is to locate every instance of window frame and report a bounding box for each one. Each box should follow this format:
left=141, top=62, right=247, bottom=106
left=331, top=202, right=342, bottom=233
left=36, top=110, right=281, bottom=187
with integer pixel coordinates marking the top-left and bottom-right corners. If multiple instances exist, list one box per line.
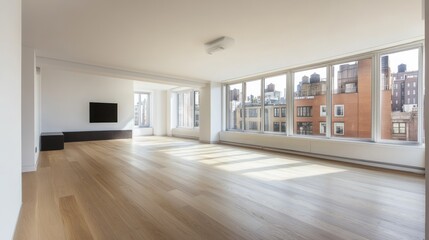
left=376, top=44, right=424, bottom=144
left=334, top=122, right=345, bottom=135
left=334, top=105, right=345, bottom=117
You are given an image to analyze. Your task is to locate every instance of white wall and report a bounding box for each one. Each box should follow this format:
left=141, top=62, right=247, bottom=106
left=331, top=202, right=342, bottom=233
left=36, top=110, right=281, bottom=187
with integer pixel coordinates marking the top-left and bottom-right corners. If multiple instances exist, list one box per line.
left=0, top=0, right=22, bottom=239
left=35, top=68, right=41, bottom=164
left=171, top=128, right=200, bottom=139
left=153, top=90, right=167, bottom=136
left=167, top=90, right=177, bottom=136
left=220, top=132, right=425, bottom=172
left=41, top=67, right=134, bottom=132
left=21, top=46, right=37, bottom=172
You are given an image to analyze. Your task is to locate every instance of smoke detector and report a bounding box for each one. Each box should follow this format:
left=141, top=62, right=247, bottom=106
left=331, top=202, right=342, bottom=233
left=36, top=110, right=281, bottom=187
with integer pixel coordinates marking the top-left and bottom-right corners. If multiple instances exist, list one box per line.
left=205, top=36, right=235, bottom=55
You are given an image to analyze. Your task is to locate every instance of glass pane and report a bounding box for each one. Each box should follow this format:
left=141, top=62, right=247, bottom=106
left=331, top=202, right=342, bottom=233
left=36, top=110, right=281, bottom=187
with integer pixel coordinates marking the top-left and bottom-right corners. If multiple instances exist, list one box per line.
left=380, top=49, right=419, bottom=142
left=264, top=74, right=286, bottom=132
left=134, top=93, right=140, bottom=126
left=294, top=67, right=327, bottom=135
left=245, top=80, right=261, bottom=131
left=177, top=93, right=184, bottom=127
left=227, top=83, right=242, bottom=130
left=141, top=93, right=149, bottom=126
left=177, top=91, right=196, bottom=128
left=332, top=59, right=372, bottom=139
left=194, top=91, right=200, bottom=127
left=184, top=92, right=192, bottom=127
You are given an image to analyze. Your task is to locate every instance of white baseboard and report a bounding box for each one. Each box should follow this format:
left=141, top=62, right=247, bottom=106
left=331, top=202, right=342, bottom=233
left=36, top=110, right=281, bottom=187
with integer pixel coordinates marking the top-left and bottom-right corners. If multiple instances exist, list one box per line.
left=22, top=165, right=36, bottom=172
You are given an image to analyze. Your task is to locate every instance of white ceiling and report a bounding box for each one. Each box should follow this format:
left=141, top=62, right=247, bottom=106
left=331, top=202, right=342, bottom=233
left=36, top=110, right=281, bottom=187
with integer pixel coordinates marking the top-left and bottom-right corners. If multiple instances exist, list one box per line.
left=23, top=0, right=424, bottom=84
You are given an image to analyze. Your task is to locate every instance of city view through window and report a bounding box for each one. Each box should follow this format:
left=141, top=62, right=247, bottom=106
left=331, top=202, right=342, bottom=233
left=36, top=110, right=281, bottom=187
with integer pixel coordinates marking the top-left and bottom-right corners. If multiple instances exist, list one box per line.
left=177, top=90, right=200, bottom=128
left=381, top=49, right=419, bottom=141
left=226, top=47, right=421, bottom=143
left=134, top=92, right=150, bottom=127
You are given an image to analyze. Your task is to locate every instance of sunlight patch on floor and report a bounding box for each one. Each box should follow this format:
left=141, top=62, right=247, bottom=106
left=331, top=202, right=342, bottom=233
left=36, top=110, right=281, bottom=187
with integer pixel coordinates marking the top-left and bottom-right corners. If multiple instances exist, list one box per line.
left=243, top=164, right=347, bottom=181
left=216, top=158, right=299, bottom=172
left=162, top=146, right=224, bottom=155
left=199, top=153, right=266, bottom=165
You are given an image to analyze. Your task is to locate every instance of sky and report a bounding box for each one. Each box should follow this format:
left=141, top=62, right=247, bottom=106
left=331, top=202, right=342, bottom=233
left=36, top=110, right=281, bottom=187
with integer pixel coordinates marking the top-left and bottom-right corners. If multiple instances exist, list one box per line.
left=385, top=48, right=419, bottom=73
left=294, top=67, right=327, bottom=91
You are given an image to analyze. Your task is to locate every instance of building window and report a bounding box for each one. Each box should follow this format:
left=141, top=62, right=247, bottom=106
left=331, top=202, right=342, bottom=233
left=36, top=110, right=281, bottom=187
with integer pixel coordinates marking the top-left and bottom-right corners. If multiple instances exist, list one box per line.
left=320, top=105, right=326, bottom=117
left=248, top=121, right=258, bottom=131
left=334, top=122, right=344, bottom=135
left=273, top=122, right=280, bottom=132
left=320, top=122, right=326, bottom=134
left=227, top=83, right=242, bottom=130
left=392, top=122, right=406, bottom=134
left=274, top=107, right=280, bottom=117
left=297, top=106, right=312, bottom=117
left=281, top=107, right=286, bottom=117
left=247, top=109, right=258, bottom=118
left=134, top=92, right=150, bottom=127
left=380, top=48, right=419, bottom=142
left=281, top=122, right=286, bottom=132
left=297, top=122, right=312, bottom=135
left=334, top=105, right=344, bottom=117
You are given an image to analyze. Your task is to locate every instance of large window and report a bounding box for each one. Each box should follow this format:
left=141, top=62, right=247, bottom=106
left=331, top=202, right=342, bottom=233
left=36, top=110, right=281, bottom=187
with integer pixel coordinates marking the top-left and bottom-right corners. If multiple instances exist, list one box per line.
left=380, top=48, right=419, bottom=142
left=134, top=92, right=150, bottom=127
left=177, top=90, right=199, bottom=128
left=224, top=43, right=423, bottom=145
left=227, top=83, right=242, bottom=130
left=294, top=67, right=327, bottom=136
left=245, top=80, right=261, bottom=131
left=264, top=74, right=286, bottom=132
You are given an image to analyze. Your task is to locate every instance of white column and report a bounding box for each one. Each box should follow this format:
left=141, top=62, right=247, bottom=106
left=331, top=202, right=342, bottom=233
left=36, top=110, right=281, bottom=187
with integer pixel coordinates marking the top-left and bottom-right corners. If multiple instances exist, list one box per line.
left=22, top=46, right=38, bottom=172
left=424, top=1, right=429, bottom=239
left=199, top=82, right=222, bottom=143
left=153, top=90, right=167, bottom=136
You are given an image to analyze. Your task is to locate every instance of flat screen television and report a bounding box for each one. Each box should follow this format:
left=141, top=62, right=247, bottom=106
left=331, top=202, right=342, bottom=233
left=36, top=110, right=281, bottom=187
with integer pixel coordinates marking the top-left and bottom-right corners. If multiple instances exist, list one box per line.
left=89, top=102, right=118, bottom=123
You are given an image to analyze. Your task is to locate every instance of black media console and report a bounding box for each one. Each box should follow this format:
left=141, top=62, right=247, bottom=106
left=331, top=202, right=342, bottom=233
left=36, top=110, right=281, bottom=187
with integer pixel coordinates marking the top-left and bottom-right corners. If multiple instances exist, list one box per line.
left=40, top=130, right=132, bottom=151
left=40, top=132, right=64, bottom=151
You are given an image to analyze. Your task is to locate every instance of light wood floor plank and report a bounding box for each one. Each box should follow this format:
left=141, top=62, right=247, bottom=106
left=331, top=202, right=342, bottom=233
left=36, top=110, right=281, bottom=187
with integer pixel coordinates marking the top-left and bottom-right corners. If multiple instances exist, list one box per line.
left=59, top=195, right=93, bottom=240
left=14, top=136, right=425, bottom=240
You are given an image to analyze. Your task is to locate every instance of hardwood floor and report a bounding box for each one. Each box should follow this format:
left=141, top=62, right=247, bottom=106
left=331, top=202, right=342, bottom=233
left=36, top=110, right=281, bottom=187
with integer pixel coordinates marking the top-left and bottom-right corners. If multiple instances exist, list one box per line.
left=14, top=136, right=424, bottom=240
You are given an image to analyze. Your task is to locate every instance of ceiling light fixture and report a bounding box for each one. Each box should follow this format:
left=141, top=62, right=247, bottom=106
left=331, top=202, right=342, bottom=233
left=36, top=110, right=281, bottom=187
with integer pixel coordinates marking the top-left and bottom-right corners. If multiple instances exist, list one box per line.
left=205, top=36, right=235, bottom=55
